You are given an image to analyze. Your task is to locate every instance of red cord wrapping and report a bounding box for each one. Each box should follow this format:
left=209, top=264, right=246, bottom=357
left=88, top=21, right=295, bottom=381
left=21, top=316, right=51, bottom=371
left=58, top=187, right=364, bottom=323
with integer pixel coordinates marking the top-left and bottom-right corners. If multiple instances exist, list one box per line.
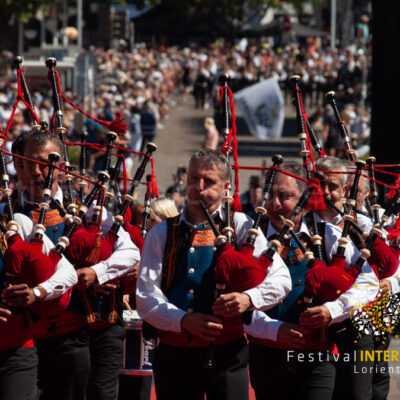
left=49, top=69, right=128, bottom=137
left=2, top=69, right=40, bottom=146
left=219, top=86, right=241, bottom=211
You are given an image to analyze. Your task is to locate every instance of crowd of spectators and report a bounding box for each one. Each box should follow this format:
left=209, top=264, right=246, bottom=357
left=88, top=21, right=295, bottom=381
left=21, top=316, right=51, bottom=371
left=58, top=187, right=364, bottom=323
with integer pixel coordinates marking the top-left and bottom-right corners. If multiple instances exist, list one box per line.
left=1, top=24, right=372, bottom=194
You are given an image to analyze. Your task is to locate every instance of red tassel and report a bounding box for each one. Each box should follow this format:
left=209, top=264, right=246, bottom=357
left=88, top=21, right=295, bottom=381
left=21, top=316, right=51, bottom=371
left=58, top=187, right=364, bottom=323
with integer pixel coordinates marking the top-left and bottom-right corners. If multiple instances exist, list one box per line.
left=147, top=157, right=159, bottom=199
left=147, top=174, right=159, bottom=199
left=387, top=175, right=400, bottom=200
left=387, top=217, right=400, bottom=242
left=100, top=114, right=128, bottom=137
left=49, top=69, right=127, bottom=137
left=85, top=231, right=101, bottom=265
left=231, top=192, right=242, bottom=212
left=305, top=177, right=326, bottom=211
left=123, top=205, right=132, bottom=224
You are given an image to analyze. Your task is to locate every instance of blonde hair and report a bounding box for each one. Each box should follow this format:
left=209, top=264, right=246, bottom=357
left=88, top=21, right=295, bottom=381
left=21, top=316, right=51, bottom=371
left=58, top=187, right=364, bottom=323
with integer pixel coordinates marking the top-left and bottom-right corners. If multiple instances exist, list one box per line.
left=149, top=198, right=179, bottom=221
left=204, top=117, right=215, bottom=129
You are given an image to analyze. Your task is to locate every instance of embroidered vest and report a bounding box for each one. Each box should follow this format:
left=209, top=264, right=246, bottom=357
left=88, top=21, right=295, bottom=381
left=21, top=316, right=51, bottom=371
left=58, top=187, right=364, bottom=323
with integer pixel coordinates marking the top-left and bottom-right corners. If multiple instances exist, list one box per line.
left=164, top=217, right=218, bottom=314
left=266, top=232, right=313, bottom=323
left=159, top=213, right=243, bottom=347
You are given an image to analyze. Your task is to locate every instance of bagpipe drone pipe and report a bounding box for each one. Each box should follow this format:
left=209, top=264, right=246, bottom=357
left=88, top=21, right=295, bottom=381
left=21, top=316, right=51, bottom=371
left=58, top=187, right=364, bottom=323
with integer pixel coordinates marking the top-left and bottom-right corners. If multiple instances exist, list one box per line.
left=303, top=166, right=400, bottom=305
left=41, top=57, right=156, bottom=326
left=0, top=152, right=72, bottom=350
left=0, top=64, right=72, bottom=321
left=288, top=76, right=399, bottom=305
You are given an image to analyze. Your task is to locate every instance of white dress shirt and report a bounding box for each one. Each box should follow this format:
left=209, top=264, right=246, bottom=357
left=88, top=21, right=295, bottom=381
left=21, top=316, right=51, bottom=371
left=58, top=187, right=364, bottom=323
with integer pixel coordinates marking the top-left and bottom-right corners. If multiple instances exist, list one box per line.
left=136, top=206, right=291, bottom=333
left=13, top=213, right=77, bottom=300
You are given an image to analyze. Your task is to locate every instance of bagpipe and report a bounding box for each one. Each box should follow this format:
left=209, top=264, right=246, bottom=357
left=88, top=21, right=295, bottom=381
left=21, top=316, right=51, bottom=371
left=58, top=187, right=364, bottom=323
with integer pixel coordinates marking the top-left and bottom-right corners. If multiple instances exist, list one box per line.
left=0, top=57, right=75, bottom=320
left=43, top=58, right=158, bottom=326
left=199, top=200, right=267, bottom=369
left=2, top=56, right=159, bottom=330
left=288, top=76, right=399, bottom=305
left=0, top=137, right=70, bottom=322
left=218, top=73, right=241, bottom=244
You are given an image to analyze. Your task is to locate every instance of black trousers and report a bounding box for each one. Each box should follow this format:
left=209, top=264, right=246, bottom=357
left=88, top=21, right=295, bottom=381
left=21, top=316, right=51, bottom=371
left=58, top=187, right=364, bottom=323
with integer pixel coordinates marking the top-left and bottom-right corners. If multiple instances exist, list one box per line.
left=332, top=322, right=375, bottom=400
left=87, top=324, right=126, bottom=400
left=249, top=343, right=336, bottom=400
left=36, top=328, right=91, bottom=400
left=118, top=375, right=152, bottom=400
left=153, top=337, right=249, bottom=400
left=0, top=347, right=38, bottom=400
left=372, top=338, right=390, bottom=400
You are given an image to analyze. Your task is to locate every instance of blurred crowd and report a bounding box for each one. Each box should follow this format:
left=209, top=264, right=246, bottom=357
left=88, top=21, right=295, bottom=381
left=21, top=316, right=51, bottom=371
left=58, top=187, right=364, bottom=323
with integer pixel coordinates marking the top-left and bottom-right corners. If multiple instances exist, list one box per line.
left=1, top=24, right=372, bottom=206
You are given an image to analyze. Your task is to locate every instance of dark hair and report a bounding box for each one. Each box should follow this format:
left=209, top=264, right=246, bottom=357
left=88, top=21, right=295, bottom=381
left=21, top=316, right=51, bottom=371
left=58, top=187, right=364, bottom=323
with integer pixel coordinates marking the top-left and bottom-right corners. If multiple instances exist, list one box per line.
left=11, top=130, right=34, bottom=156
left=189, top=149, right=231, bottom=181
left=22, top=133, right=65, bottom=161
left=249, top=175, right=261, bottom=189
left=166, top=185, right=181, bottom=196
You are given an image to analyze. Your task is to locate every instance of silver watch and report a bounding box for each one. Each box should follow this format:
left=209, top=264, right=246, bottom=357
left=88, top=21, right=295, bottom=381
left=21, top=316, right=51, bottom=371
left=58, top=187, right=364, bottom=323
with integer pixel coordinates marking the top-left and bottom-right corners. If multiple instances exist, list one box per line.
left=32, top=287, right=42, bottom=300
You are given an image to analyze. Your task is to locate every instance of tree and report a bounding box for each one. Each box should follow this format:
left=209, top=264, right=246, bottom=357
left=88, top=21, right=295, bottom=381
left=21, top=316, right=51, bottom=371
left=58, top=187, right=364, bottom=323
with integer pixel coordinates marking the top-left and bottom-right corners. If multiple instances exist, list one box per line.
left=125, top=0, right=320, bottom=25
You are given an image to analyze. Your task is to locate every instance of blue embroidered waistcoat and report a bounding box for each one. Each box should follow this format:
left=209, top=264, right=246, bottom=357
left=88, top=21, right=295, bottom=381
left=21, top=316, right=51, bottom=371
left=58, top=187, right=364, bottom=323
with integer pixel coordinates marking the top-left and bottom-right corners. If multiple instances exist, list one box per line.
left=21, top=205, right=65, bottom=245
left=267, top=232, right=312, bottom=322
left=167, top=222, right=217, bottom=315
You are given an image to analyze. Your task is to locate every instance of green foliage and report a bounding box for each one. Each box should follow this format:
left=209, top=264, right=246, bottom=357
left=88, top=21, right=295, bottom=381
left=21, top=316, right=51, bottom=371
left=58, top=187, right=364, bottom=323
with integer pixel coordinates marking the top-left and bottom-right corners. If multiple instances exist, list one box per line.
left=68, top=145, right=80, bottom=167
left=3, top=0, right=55, bottom=23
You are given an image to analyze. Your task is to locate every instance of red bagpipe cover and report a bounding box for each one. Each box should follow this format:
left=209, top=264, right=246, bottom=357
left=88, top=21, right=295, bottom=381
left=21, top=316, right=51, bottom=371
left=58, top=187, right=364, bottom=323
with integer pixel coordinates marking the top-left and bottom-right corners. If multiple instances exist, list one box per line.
left=4, top=233, right=70, bottom=316
left=65, top=222, right=117, bottom=267
left=122, top=223, right=144, bottom=253
left=304, top=237, right=397, bottom=303
left=368, top=237, right=399, bottom=279
left=214, top=244, right=269, bottom=292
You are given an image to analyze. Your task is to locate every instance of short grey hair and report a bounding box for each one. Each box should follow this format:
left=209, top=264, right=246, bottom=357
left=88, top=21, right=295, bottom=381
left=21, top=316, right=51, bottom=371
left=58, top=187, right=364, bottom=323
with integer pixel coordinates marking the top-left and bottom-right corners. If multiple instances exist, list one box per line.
left=189, top=149, right=231, bottom=181
left=315, top=156, right=348, bottom=186
left=278, top=160, right=307, bottom=193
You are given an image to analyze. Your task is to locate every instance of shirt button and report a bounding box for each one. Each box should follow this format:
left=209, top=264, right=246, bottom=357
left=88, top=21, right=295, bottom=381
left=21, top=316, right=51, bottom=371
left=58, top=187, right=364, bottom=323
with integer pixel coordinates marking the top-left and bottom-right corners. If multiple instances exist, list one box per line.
left=188, top=308, right=194, bottom=313
left=188, top=268, right=195, bottom=274
left=189, top=247, right=195, bottom=253
left=188, top=289, right=194, bottom=294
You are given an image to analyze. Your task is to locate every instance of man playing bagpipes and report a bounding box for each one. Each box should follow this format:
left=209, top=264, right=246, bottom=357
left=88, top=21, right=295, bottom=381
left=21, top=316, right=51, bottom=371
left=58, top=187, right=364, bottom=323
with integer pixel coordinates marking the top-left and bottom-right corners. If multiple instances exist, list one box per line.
left=243, top=159, right=379, bottom=400
left=342, top=164, right=400, bottom=400
left=309, top=156, right=398, bottom=400
left=136, top=149, right=291, bottom=400
left=0, top=213, right=77, bottom=400
left=7, top=131, right=140, bottom=400
left=315, top=156, right=374, bottom=234
left=0, top=129, right=77, bottom=400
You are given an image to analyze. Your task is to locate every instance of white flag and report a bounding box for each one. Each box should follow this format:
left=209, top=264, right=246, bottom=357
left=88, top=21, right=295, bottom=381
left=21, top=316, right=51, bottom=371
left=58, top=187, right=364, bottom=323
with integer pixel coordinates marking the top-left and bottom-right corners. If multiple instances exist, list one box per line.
left=234, top=77, right=284, bottom=139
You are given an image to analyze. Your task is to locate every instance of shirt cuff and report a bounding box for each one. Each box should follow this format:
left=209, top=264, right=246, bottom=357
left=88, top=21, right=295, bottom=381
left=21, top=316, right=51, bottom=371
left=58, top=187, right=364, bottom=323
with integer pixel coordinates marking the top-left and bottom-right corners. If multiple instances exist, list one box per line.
left=244, top=287, right=263, bottom=309
left=39, top=282, right=52, bottom=300
left=324, top=300, right=348, bottom=325
left=259, top=320, right=283, bottom=341
left=387, top=276, right=400, bottom=295
left=171, top=309, right=188, bottom=333
left=90, top=263, right=107, bottom=285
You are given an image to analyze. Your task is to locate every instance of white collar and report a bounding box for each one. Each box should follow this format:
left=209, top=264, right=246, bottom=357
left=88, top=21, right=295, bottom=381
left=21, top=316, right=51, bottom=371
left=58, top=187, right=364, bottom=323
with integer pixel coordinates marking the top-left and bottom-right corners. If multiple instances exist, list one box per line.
left=266, top=216, right=310, bottom=239
left=21, top=185, right=63, bottom=207
left=177, top=204, right=225, bottom=230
